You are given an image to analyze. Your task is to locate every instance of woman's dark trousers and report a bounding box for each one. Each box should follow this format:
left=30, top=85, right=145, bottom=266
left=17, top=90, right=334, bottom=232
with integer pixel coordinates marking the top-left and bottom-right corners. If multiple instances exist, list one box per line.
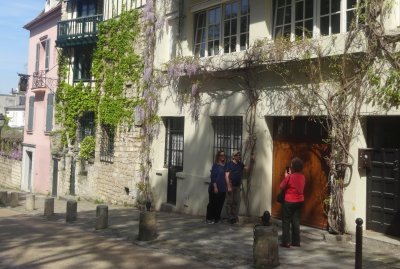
left=282, top=202, right=303, bottom=245
left=206, top=192, right=226, bottom=222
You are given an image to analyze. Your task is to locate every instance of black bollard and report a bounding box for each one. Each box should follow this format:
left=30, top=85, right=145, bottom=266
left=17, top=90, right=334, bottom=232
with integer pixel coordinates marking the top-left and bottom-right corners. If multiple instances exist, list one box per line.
left=355, top=218, right=363, bottom=269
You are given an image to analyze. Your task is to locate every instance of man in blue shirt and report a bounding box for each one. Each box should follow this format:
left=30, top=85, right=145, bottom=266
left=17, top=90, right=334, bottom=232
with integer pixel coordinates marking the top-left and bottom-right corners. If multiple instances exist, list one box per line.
left=225, top=150, right=254, bottom=224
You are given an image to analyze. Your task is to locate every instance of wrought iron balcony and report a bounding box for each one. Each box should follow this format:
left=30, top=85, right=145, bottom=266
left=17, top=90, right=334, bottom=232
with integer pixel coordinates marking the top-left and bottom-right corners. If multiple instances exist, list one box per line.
left=56, top=15, right=103, bottom=47
left=32, top=71, right=58, bottom=93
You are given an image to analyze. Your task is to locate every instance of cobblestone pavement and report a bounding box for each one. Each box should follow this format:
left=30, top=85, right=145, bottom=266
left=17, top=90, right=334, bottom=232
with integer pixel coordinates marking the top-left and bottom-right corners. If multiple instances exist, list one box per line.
left=1, top=190, right=400, bottom=269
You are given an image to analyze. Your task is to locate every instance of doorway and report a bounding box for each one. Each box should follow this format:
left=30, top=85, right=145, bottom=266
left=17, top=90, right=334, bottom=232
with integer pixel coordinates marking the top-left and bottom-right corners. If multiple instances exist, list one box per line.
left=366, top=117, right=400, bottom=237
left=52, top=158, right=59, bottom=197
left=271, top=117, right=330, bottom=229
left=27, top=151, right=33, bottom=192
left=164, top=117, right=184, bottom=205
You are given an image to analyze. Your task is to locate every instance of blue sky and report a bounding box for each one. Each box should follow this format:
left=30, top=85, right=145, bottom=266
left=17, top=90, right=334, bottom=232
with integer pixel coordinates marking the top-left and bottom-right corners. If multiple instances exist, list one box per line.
left=0, top=0, right=45, bottom=95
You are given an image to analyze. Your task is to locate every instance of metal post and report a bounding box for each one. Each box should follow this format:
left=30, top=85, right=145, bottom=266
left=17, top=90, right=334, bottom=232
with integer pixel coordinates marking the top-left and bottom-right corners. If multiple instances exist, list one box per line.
left=355, top=218, right=363, bottom=269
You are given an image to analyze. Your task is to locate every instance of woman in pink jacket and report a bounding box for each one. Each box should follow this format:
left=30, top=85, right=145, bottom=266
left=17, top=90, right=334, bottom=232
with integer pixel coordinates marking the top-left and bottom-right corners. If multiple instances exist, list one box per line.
left=279, top=157, right=305, bottom=248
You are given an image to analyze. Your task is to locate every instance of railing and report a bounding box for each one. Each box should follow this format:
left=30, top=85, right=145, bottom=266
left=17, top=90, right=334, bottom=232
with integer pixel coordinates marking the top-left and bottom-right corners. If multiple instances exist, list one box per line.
left=57, top=15, right=103, bottom=46
left=32, top=71, right=58, bottom=92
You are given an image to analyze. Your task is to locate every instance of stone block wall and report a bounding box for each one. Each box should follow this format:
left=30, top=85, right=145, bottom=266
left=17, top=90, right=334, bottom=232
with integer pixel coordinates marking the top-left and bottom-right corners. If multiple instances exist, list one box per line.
left=56, top=125, right=143, bottom=206
left=0, top=156, right=21, bottom=189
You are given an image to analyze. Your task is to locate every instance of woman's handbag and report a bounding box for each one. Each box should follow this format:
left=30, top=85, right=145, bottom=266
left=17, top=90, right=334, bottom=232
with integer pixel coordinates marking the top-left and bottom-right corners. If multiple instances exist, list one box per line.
left=277, top=175, right=291, bottom=204
left=277, top=189, right=286, bottom=204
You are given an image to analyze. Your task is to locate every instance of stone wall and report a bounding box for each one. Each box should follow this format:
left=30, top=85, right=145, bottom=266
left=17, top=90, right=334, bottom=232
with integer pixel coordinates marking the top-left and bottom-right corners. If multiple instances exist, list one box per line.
left=56, top=125, right=142, bottom=205
left=0, top=156, right=21, bottom=189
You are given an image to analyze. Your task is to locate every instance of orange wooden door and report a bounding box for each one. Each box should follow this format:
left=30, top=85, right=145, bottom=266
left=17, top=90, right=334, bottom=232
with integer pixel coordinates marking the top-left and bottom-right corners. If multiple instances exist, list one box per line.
left=271, top=141, right=329, bottom=229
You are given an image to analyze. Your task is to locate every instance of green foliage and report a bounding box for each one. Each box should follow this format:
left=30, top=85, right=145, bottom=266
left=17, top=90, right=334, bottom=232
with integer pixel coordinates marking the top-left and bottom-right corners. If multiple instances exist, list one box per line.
left=369, top=69, right=400, bottom=109
left=92, top=8, right=143, bottom=127
left=56, top=9, right=143, bottom=147
left=79, top=136, right=95, bottom=160
left=55, top=81, right=98, bottom=143
left=94, top=198, right=104, bottom=204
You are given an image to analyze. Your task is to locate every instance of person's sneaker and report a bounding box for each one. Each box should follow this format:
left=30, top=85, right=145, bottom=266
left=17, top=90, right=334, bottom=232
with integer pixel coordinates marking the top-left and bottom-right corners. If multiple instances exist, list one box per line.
left=280, top=243, right=291, bottom=248
left=205, top=219, right=214, bottom=224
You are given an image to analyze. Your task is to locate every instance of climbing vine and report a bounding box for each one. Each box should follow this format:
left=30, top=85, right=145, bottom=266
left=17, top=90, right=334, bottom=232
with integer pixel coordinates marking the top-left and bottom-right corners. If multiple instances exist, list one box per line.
left=138, top=0, right=162, bottom=204
left=92, top=8, right=143, bottom=127
left=55, top=54, right=98, bottom=147
left=56, top=8, right=144, bottom=152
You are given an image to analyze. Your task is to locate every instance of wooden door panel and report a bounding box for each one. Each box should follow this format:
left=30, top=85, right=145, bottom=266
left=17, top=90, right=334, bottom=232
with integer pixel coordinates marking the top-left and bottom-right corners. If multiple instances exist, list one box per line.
left=272, top=141, right=329, bottom=229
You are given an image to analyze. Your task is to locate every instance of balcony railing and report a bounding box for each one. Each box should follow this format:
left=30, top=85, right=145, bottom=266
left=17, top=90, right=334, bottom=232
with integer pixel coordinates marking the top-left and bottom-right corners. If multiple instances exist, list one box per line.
left=32, top=71, right=58, bottom=92
left=56, top=15, right=103, bottom=47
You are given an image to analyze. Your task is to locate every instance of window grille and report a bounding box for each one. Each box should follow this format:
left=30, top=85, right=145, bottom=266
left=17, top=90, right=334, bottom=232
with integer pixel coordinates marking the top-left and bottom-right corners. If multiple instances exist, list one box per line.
left=164, top=118, right=184, bottom=167
left=212, top=116, right=242, bottom=161
left=79, top=111, right=95, bottom=141
left=100, top=124, right=114, bottom=163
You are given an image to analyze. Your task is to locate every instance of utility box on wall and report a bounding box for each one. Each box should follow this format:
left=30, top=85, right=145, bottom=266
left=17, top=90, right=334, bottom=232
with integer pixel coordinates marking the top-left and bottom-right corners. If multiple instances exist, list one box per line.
left=358, top=148, right=372, bottom=170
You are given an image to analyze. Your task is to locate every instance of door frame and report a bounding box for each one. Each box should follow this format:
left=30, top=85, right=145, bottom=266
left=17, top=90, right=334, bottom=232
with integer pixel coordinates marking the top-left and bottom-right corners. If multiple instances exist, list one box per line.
left=271, top=116, right=330, bottom=229
left=164, top=117, right=184, bottom=205
left=21, top=144, right=35, bottom=192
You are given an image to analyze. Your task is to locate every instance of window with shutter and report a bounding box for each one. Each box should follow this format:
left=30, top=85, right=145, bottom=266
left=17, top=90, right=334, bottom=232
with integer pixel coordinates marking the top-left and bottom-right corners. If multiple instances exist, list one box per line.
left=46, top=93, right=54, bottom=132
left=45, top=39, right=50, bottom=71
left=27, top=96, right=35, bottom=132
left=35, top=43, right=40, bottom=73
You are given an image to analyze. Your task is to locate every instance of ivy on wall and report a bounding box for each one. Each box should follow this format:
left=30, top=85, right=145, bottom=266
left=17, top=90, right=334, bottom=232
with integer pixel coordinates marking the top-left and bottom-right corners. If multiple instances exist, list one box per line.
left=92, top=8, right=143, bottom=127
left=55, top=8, right=144, bottom=149
left=55, top=55, right=98, bottom=146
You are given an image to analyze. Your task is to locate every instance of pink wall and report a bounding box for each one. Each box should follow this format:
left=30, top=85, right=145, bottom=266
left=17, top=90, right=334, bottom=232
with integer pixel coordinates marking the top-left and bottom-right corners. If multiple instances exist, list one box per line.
left=23, top=5, right=61, bottom=194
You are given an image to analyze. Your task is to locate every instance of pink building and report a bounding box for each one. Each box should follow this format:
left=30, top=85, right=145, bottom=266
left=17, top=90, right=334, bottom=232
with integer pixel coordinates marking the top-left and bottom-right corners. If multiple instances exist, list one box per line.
left=21, top=1, right=61, bottom=194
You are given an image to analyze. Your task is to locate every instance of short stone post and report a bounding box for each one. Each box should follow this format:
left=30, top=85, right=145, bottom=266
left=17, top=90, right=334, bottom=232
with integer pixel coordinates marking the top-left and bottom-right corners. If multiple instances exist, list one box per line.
left=95, top=205, right=108, bottom=230
left=44, top=197, right=54, bottom=216
left=25, top=194, right=35, bottom=211
left=138, top=211, right=157, bottom=241
left=0, top=191, right=7, bottom=206
left=10, top=192, right=19, bottom=207
left=253, top=225, right=279, bottom=269
left=66, top=199, right=77, bottom=222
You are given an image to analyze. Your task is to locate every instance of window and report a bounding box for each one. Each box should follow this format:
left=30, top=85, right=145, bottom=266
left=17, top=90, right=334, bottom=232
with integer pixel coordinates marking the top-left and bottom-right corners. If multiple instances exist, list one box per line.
left=273, top=0, right=362, bottom=39
left=164, top=118, right=184, bottom=168
left=78, top=0, right=97, bottom=17
left=34, top=39, right=50, bottom=76
left=27, top=96, right=35, bottom=132
left=73, top=46, right=93, bottom=81
left=100, top=124, right=114, bottom=163
left=45, top=93, right=54, bottom=132
left=346, top=0, right=358, bottom=31
left=44, top=39, right=50, bottom=71
left=194, top=0, right=250, bottom=57
left=35, top=43, right=40, bottom=73
left=320, top=0, right=341, bottom=35
left=79, top=111, right=95, bottom=141
left=212, top=116, right=242, bottom=160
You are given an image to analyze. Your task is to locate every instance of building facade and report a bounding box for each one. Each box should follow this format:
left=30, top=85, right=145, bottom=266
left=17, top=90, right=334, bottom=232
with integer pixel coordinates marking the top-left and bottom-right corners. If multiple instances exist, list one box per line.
left=51, top=0, right=400, bottom=236
left=21, top=0, right=61, bottom=193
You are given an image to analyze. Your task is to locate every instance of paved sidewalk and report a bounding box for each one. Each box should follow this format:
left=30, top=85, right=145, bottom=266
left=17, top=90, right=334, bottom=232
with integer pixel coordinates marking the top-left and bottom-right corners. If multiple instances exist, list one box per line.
left=1, top=190, right=400, bottom=269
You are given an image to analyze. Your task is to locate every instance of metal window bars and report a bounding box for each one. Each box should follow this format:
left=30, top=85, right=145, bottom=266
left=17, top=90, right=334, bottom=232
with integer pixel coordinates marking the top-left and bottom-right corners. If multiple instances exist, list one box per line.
left=212, top=116, right=243, bottom=161
left=100, top=124, right=115, bottom=163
